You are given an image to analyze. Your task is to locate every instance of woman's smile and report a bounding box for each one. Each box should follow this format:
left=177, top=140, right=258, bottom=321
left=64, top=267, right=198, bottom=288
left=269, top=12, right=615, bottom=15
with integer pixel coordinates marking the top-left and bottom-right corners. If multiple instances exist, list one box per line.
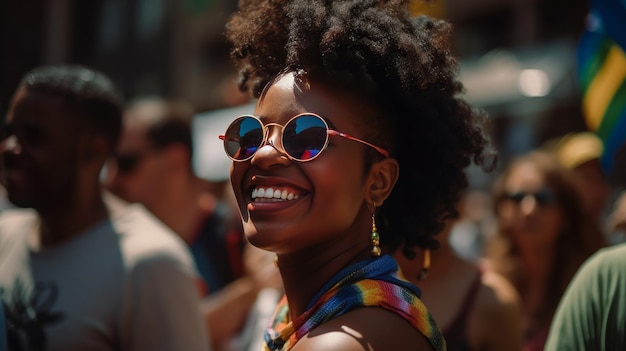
left=251, top=186, right=302, bottom=202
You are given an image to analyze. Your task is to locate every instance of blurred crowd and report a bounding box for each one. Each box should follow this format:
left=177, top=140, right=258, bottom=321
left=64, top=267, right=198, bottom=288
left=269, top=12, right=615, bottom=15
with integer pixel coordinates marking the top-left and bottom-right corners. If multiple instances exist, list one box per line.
left=0, top=63, right=624, bottom=351
left=0, top=3, right=625, bottom=350
left=0, top=66, right=280, bottom=351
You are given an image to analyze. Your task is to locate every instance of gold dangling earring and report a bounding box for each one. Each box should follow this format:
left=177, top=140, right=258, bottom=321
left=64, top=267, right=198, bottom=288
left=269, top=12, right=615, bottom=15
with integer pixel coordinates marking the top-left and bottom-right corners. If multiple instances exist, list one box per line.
left=370, top=203, right=381, bottom=257
left=417, top=249, right=431, bottom=280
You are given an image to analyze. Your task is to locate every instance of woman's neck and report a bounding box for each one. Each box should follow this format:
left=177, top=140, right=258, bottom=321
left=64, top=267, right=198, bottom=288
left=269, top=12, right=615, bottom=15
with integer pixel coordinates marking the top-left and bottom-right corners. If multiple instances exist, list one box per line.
left=520, top=249, right=554, bottom=317
left=277, top=241, right=371, bottom=319
left=521, top=246, right=553, bottom=282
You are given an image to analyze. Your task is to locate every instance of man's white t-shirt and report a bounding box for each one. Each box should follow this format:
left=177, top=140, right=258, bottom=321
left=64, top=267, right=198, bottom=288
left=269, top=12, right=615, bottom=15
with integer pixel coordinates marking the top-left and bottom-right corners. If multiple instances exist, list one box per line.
left=0, top=198, right=210, bottom=351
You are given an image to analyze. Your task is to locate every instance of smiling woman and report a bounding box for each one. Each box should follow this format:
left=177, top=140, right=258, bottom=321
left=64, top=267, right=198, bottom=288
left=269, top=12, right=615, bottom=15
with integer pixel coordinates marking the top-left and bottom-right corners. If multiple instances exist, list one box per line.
left=222, top=1, right=496, bottom=350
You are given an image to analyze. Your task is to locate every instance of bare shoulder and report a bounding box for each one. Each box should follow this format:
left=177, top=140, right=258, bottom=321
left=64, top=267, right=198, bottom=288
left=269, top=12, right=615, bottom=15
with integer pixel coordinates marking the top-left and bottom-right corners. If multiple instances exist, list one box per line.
left=469, top=268, right=523, bottom=351
left=291, top=307, right=434, bottom=351
left=479, top=269, right=521, bottom=310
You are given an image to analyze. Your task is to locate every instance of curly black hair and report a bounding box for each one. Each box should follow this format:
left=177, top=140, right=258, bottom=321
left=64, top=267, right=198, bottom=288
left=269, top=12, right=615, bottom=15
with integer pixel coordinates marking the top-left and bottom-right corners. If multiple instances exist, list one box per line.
left=225, top=0, right=496, bottom=257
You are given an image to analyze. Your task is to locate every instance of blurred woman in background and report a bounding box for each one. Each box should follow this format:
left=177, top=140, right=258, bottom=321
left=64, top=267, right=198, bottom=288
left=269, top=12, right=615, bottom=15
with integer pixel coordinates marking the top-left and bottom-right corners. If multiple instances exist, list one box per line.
left=395, top=191, right=523, bottom=351
left=486, top=150, right=604, bottom=351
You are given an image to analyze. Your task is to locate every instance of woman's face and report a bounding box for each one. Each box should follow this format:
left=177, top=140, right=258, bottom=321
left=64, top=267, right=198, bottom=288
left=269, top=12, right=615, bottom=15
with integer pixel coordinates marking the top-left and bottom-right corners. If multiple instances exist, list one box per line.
left=497, top=162, right=564, bottom=253
left=229, top=72, right=375, bottom=255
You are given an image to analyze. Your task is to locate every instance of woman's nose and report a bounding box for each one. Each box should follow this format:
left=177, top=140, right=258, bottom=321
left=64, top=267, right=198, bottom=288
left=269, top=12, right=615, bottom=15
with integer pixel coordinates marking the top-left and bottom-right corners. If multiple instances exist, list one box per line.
left=250, top=128, right=290, bottom=167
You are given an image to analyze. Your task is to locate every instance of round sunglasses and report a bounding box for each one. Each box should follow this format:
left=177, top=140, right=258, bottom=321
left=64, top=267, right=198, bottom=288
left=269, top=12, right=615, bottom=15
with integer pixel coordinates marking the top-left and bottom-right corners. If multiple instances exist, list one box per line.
left=219, top=113, right=389, bottom=162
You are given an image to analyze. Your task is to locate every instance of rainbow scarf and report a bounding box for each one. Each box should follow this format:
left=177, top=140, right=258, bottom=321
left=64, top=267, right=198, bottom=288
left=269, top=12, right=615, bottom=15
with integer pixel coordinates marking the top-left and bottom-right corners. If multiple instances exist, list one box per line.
left=263, top=255, right=446, bottom=351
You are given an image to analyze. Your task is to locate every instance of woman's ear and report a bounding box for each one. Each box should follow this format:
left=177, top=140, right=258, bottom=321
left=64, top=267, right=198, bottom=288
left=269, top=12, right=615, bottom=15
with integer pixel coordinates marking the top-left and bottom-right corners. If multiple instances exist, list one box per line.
left=366, top=158, right=399, bottom=206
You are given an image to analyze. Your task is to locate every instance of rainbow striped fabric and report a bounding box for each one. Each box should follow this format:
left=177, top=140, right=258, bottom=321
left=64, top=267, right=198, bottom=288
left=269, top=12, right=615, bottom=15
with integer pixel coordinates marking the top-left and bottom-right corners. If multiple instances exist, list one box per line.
left=262, top=255, right=446, bottom=351
left=578, top=0, right=626, bottom=172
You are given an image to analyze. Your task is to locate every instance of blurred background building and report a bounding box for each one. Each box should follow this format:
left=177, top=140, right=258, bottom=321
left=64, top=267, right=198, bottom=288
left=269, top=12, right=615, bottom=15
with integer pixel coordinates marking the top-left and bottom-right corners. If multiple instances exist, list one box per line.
left=0, top=0, right=595, bottom=184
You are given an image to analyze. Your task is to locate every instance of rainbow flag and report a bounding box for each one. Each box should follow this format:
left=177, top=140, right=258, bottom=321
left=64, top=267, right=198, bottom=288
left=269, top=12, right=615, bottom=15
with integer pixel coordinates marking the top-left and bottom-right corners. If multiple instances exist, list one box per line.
left=578, top=0, right=626, bottom=173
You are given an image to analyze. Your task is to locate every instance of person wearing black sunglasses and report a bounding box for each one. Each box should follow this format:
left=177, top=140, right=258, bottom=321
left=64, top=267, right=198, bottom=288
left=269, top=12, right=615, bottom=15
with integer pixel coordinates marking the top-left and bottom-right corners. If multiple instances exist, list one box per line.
left=223, top=1, right=496, bottom=350
left=0, top=65, right=209, bottom=351
left=486, top=150, right=605, bottom=351
left=103, top=96, right=283, bottom=350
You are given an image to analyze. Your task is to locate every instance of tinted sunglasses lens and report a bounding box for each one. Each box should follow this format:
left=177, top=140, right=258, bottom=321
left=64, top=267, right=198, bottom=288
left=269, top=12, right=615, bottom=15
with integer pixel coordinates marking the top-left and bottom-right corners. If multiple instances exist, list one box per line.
left=117, top=154, right=140, bottom=173
left=506, top=193, right=525, bottom=203
left=534, top=190, right=556, bottom=206
left=504, top=190, right=556, bottom=206
left=224, top=116, right=264, bottom=160
left=283, top=114, right=328, bottom=161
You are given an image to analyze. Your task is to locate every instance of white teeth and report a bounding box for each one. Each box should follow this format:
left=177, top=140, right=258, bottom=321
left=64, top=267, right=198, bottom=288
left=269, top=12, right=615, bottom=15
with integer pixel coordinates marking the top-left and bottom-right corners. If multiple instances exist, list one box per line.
left=251, top=187, right=301, bottom=201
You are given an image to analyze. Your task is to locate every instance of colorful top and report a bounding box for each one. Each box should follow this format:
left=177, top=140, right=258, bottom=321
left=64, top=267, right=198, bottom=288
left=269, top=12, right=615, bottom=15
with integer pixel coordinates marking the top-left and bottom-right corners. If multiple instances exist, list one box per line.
left=263, top=254, right=446, bottom=351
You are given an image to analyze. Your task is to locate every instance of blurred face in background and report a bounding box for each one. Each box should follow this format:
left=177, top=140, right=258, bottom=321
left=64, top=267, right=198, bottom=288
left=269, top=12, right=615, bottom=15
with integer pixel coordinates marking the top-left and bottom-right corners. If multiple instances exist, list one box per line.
left=103, top=117, right=168, bottom=206
left=496, top=162, right=564, bottom=254
left=1, top=87, right=81, bottom=211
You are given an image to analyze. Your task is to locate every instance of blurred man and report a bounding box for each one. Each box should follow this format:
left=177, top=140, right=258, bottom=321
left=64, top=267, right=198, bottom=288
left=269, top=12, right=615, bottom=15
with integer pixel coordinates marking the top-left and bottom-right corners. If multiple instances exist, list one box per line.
left=104, top=97, right=245, bottom=295
left=0, top=65, right=209, bottom=351
left=104, top=97, right=281, bottom=350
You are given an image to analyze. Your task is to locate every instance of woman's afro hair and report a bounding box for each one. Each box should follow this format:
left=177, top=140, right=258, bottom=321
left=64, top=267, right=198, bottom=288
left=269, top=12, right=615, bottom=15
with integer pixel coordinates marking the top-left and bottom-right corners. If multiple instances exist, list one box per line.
left=225, top=0, right=496, bottom=257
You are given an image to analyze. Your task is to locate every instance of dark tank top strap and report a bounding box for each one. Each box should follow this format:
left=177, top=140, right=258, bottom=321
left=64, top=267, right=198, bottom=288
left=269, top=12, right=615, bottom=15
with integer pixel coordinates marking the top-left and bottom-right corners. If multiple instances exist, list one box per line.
left=443, top=269, right=483, bottom=350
